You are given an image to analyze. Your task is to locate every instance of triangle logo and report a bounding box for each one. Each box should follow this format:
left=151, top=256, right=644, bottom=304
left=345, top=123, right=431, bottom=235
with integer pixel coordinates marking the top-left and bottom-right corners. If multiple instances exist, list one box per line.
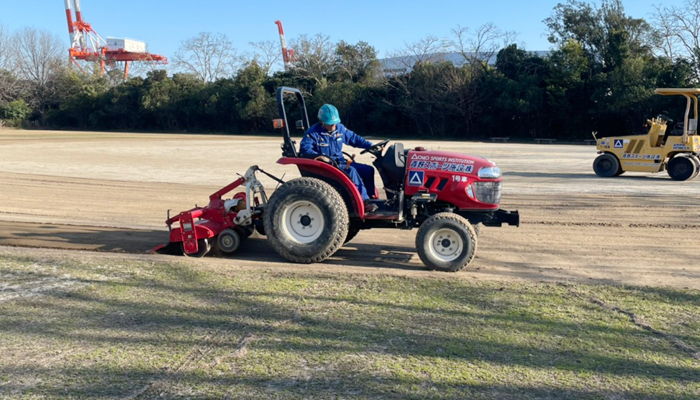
left=408, top=170, right=424, bottom=186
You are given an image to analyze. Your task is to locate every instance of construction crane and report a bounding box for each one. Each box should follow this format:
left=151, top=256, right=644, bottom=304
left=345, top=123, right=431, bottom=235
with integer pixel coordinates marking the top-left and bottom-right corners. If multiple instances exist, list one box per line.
left=274, top=20, right=295, bottom=71
left=63, top=0, right=167, bottom=79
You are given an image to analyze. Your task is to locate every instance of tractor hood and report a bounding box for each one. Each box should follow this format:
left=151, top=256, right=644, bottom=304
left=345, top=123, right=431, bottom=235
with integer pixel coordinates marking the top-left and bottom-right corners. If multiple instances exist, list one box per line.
left=405, top=149, right=502, bottom=210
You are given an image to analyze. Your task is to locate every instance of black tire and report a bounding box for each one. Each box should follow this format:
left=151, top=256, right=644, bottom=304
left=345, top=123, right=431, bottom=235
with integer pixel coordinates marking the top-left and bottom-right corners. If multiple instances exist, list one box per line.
left=615, top=161, right=625, bottom=176
left=415, top=212, right=477, bottom=272
left=689, top=155, right=700, bottom=179
left=667, top=156, right=696, bottom=181
left=473, top=222, right=481, bottom=237
left=593, top=153, right=621, bottom=177
left=344, top=226, right=360, bottom=244
left=263, top=178, right=349, bottom=263
left=216, top=229, right=241, bottom=254
left=181, top=238, right=211, bottom=258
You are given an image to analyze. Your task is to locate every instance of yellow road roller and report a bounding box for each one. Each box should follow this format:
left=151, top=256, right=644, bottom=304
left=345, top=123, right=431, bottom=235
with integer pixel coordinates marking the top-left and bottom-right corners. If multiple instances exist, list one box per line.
left=593, top=88, right=700, bottom=181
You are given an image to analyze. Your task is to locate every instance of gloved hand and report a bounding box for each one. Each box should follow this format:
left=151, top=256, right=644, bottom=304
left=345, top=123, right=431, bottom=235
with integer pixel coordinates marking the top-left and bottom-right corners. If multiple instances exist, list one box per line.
left=345, top=154, right=356, bottom=169
left=314, top=155, right=332, bottom=163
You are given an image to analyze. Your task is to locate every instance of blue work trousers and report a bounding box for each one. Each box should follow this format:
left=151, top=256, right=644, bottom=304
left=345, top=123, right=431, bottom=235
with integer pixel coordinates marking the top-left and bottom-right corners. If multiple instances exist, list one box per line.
left=345, top=162, right=376, bottom=201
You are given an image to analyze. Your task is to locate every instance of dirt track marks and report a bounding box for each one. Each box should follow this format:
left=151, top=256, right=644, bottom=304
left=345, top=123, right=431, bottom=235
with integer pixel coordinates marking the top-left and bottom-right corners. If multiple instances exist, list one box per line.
left=2, top=130, right=700, bottom=288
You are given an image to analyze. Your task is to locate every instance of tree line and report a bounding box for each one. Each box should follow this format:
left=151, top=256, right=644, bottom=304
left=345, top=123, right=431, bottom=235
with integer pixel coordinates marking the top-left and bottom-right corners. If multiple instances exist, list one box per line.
left=1, top=0, right=699, bottom=140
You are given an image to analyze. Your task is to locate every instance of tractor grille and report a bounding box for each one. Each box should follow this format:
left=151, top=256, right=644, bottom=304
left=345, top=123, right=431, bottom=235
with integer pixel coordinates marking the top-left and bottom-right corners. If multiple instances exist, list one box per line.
left=474, top=181, right=502, bottom=204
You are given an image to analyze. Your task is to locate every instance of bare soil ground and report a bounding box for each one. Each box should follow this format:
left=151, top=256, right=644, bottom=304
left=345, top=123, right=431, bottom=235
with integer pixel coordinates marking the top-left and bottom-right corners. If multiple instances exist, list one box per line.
left=1, top=129, right=699, bottom=289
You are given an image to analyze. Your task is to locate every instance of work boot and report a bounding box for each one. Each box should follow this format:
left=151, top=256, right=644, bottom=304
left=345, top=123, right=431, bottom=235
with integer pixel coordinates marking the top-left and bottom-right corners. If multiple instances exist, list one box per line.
left=364, top=200, right=379, bottom=214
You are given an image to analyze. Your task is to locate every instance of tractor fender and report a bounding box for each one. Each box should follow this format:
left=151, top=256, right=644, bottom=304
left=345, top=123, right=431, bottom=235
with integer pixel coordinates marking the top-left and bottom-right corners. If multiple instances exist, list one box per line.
left=277, top=157, right=365, bottom=217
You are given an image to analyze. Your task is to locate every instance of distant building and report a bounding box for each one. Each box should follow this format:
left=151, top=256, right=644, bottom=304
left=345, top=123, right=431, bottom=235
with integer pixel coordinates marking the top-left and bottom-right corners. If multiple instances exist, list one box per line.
left=379, top=51, right=549, bottom=75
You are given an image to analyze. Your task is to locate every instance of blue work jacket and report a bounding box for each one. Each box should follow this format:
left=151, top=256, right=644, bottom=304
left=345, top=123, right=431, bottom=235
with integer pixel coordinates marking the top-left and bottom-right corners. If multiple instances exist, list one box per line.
left=299, top=123, right=372, bottom=167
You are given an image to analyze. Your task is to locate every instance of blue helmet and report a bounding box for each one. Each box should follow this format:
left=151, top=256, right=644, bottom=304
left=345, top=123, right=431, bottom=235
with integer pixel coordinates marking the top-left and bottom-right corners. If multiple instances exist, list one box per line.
left=318, top=104, right=341, bottom=125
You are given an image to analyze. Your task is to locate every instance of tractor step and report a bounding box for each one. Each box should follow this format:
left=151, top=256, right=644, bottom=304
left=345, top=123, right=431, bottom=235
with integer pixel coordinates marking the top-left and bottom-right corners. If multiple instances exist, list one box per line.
left=364, top=200, right=400, bottom=220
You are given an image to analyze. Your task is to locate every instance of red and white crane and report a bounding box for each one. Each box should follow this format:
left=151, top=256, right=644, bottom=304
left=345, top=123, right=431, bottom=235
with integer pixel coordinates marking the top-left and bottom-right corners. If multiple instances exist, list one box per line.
left=63, top=0, right=167, bottom=79
left=274, top=20, right=295, bottom=71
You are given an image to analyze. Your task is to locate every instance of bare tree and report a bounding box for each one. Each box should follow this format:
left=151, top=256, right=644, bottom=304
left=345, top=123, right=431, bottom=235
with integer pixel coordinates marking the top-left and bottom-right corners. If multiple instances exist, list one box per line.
left=289, top=33, right=336, bottom=85
left=12, top=27, right=65, bottom=88
left=0, top=24, right=13, bottom=72
left=449, top=23, right=518, bottom=71
left=384, top=24, right=516, bottom=137
left=377, top=35, right=451, bottom=136
left=10, top=26, right=66, bottom=120
left=249, top=40, right=282, bottom=75
left=386, top=35, right=448, bottom=71
left=381, top=35, right=449, bottom=103
left=173, top=32, right=241, bottom=82
left=0, top=24, right=21, bottom=104
left=654, top=8, right=681, bottom=60
left=443, top=23, right=518, bottom=135
left=655, top=0, right=700, bottom=82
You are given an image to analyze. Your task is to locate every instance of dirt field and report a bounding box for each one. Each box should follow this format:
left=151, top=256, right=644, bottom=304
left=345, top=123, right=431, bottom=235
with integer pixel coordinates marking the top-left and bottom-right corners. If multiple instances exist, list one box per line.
left=1, top=129, right=699, bottom=289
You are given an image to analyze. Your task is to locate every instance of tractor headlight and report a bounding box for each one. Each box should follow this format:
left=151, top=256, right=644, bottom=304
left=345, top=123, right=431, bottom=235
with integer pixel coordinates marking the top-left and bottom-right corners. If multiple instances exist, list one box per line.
left=474, top=181, right=502, bottom=204
left=478, top=166, right=501, bottom=179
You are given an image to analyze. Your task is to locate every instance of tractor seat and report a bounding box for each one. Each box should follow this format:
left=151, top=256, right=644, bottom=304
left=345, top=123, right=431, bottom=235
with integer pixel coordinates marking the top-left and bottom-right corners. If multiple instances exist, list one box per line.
left=381, top=143, right=406, bottom=184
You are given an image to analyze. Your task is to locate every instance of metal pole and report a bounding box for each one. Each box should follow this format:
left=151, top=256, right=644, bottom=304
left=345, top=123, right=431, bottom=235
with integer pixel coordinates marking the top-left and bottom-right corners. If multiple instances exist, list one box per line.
left=275, top=20, right=290, bottom=71
left=74, top=0, right=84, bottom=22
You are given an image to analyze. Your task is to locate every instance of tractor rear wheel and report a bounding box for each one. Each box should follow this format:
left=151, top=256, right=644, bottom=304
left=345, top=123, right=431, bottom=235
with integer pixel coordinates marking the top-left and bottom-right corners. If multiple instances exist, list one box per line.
left=415, top=213, right=477, bottom=272
left=593, top=153, right=620, bottom=177
left=264, top=178, right=348, bottom=263
left=667, top=156, right=696, bottom=181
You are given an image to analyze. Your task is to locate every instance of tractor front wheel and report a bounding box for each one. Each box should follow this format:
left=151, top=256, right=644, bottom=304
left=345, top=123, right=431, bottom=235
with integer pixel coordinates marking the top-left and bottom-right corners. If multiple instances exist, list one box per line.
left=667, top=156, right=697, bottom=181
left=415, top=213, right=477, bottom=272
left=593, top=153, right=621, bottom=177
left=264, top=178, right=348, bottom=263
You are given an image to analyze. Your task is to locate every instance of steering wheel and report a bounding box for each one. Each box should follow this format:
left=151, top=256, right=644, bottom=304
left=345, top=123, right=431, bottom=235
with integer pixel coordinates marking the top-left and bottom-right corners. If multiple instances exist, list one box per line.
left=342, top=151, right=355, bottom=161
left=360, top=139, right=391, bottom=155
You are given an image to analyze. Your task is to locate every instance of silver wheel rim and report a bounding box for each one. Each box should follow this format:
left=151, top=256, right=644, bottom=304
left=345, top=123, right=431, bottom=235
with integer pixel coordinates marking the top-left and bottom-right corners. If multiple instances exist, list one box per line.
left=280, top=200, right=325, bottom=244
left=218, top=230, right=237, bottom=252
left=427, top=228, right=463, bottom=262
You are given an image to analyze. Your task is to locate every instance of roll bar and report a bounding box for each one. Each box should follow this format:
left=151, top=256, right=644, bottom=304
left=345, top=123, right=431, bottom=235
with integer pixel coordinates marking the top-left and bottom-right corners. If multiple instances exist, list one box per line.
left=275, top=87, right=311, bottom=158
left=655, top=88, right=699, bottom=139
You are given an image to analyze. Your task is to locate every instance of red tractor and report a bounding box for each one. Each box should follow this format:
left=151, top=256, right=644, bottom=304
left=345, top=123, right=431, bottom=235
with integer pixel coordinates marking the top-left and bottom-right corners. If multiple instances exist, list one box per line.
left=157, top=87, right=519, bottom=272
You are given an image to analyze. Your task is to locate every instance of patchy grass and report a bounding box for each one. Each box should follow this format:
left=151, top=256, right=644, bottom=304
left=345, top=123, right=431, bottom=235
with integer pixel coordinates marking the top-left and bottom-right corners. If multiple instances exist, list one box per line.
left=0, top=253, right=698, bottom=399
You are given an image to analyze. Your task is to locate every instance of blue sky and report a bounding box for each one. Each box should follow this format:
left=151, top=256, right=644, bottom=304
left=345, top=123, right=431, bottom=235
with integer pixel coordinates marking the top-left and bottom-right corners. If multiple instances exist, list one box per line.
left=0, top=0, right=684, bottom=66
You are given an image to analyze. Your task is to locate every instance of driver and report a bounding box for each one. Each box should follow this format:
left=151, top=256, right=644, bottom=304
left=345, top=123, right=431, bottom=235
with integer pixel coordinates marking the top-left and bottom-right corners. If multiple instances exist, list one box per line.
left=300, top=104, right=378, bottom=213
